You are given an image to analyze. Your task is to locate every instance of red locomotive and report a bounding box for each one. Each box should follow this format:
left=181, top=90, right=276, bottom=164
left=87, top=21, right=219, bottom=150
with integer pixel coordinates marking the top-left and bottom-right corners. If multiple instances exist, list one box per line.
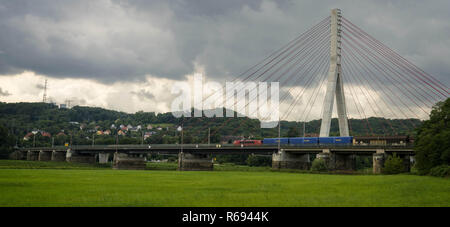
left=233, top=140, right=262, bottom=146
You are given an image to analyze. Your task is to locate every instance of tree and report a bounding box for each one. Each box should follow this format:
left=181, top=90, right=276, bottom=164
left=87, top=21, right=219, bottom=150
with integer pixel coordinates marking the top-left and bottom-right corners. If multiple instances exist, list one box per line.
left=414, top=98, right=450, bottom=175
left=246, top=155, right=271, bottom=167
left=287, top=126, right=299, bottom=137
left=0, top=124, right=15, bottom=159
left=383, top=153, right=405, bottom=174
left=311, top=158, right=328, bottom=172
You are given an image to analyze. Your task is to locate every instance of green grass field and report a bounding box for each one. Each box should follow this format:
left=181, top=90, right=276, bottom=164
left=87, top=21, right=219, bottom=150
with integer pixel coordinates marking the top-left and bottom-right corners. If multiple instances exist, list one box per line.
left=0, top=160, right=448, bottom=207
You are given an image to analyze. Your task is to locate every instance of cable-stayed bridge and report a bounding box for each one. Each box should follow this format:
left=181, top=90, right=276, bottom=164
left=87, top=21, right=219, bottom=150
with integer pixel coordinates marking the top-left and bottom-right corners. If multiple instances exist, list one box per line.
left=13, top=9, right=448, bottom=173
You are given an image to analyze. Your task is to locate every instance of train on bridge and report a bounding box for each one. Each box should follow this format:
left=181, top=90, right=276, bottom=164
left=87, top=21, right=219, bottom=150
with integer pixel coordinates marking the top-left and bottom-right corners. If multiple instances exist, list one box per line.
left=233, top=136, right=412, bottom=147
left=233, top=136, right=353, bottom=146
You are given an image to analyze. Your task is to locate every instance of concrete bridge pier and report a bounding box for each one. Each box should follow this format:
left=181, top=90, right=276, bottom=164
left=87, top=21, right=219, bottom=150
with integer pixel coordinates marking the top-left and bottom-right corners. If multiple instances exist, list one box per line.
left=372, top=149, right=386, bottom=174
left=400, top=154, right=412, bottom=172
left=38, top=150, right=52, bottom=161
left=316, top=152, right=332, bottom=169
left=373, top=151, right=413, bottom=174
left=66, top=149, right=96, bottom=163
left=410, top=156, right=416, bottom=168
left=51, top=151, right=66, bottom=161
left=113, top=152, right=146, bottom=170
left=98, top=153, right=110, bottom=164
left=316, top=150, right=355, bottom=171
left=27, top=150, right=39, bottom=161
left=178, top=152, right=213, bottom=171
left=9, top=150, right=26, bottom=160
left=272, top=150, right=311, bottom=170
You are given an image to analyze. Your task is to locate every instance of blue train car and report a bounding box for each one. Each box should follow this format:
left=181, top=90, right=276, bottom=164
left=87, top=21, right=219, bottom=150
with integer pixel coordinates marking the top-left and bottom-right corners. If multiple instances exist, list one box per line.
left=263, top=138, right=289, bottom=145
left=319, top=137, right=334, bottom=144
left=263, top=136, right=353, bottom=146
left=318, top=136, right=353, bottom=144
left=289, top=137, right=304, bottom=145
left=303, top=137, right=318, bottom=144
left=334, top=136, right=353, bottom=144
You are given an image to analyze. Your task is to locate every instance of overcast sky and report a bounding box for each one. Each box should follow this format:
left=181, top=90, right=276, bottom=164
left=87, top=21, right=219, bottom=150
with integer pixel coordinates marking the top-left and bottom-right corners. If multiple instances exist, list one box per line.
left=0, top=0, right=448, bottom=120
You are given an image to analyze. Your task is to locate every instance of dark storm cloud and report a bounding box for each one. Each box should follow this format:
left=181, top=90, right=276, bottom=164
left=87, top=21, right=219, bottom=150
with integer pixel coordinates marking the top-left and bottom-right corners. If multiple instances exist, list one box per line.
left=0, top=0, right=448, bottom=87
left=0, top=87, right=10, bottom=96
left=35, top=84, right=44, bottom=90
left=131, top=89, right=155, bottom=101
left=118, top=0, right=264, bottom=17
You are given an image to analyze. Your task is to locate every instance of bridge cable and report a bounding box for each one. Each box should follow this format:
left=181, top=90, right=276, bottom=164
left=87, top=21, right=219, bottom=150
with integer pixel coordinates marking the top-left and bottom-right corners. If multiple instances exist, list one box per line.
left=342, top=37, right=424, bottom=120
left=204, top=34, right=331, bottom=141
left=342, top=31, right=435, bottom=112
left=342, top=20, right=444, bottom=103
left=186, top=20, right=331, bottom=136
left=343, top=17, right=449, bottom=97
left=342, top=54, right=396, bottom=135
left=194, top=23, right=331, bottom=139
left=177, top=17, right=331, bottom=132
left=342, top=56, right=388, bottom=135
left=342, top=44, right=419, bottom=130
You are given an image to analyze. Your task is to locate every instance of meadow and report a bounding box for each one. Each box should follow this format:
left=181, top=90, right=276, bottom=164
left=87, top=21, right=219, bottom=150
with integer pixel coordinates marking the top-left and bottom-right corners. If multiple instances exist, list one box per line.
left=0, top=160, right=448, bottom=207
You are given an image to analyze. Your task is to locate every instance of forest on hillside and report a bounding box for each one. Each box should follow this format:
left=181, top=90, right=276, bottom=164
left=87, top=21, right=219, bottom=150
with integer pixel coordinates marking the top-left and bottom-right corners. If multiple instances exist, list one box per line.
left=0, top=102, right=421, bottom=147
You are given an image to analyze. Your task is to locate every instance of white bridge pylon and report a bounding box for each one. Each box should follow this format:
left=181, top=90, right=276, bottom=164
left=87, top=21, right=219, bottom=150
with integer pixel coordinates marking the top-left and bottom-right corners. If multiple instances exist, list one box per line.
left=319, top=9, right=350, bottom=137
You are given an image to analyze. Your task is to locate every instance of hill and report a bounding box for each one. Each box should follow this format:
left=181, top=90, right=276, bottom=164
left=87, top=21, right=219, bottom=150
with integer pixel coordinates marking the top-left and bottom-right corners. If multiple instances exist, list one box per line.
left=0, top=102, right=421, bottom=147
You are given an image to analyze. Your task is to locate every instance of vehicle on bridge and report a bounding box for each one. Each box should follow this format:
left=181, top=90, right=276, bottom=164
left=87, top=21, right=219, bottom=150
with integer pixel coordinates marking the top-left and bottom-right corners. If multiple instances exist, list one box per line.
left=234, top=137, right=355, bottom=146
left=232, top=140, right=263, bottom=146
left=262, top=138, right=289, bottom=145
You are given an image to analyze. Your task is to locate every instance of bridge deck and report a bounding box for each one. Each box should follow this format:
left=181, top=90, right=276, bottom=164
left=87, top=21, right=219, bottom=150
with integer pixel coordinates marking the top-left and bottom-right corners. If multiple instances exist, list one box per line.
left=17, top=144, right=414, bottom=155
